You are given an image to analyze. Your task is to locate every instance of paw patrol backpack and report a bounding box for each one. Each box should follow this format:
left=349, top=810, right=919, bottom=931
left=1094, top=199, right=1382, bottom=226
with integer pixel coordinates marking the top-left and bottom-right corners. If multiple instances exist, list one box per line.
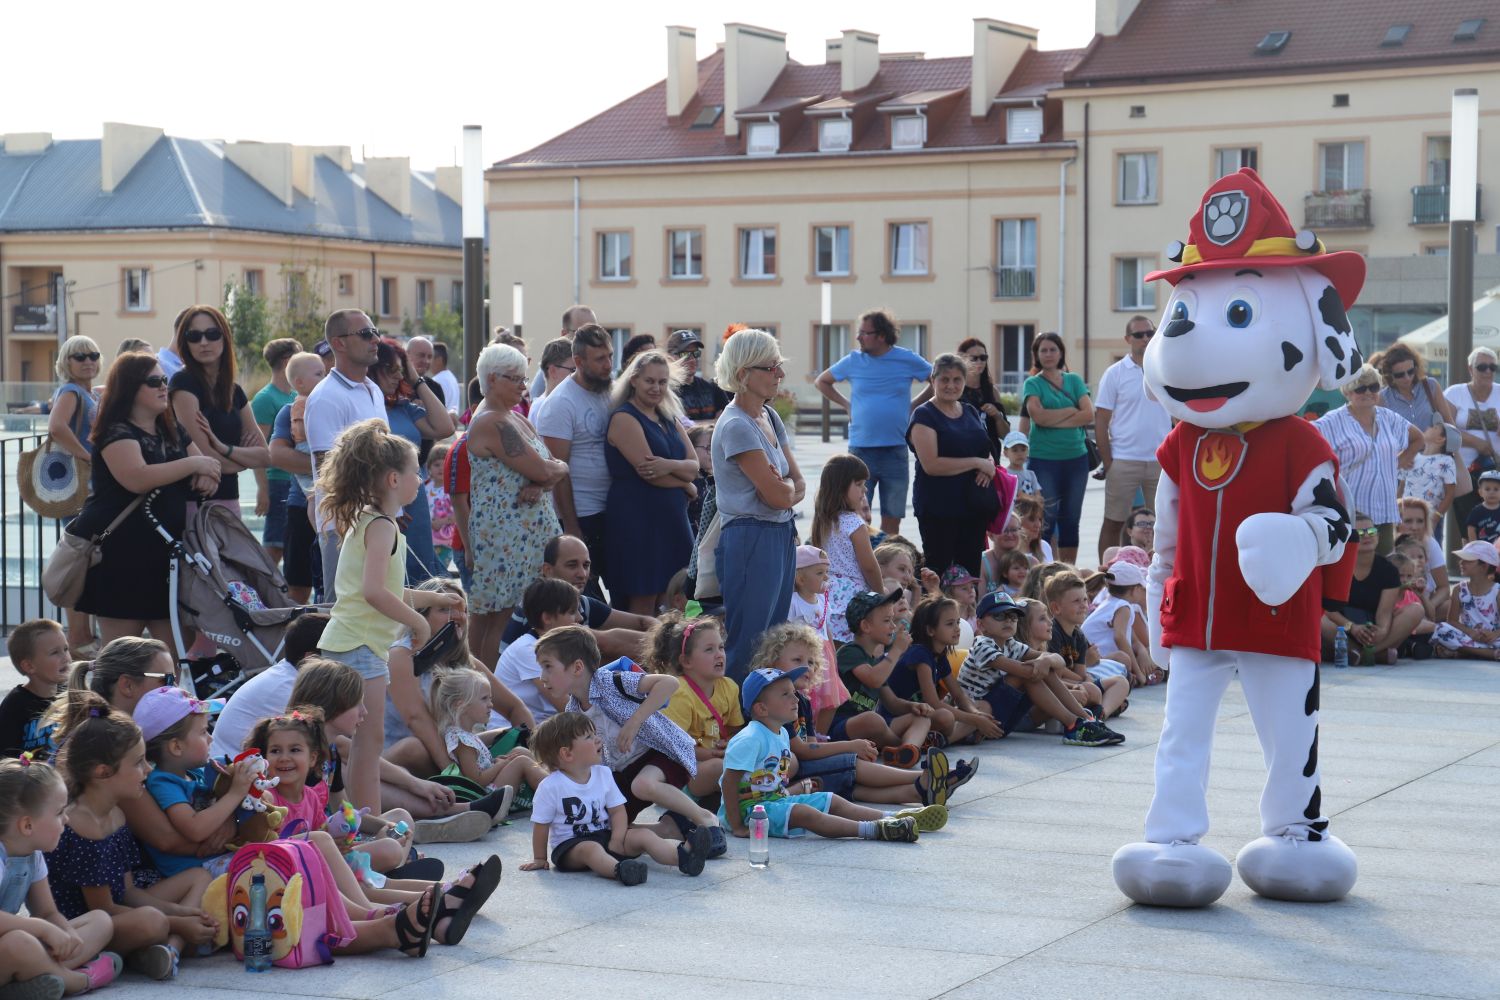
left=202, top=839, right=356, bottom=968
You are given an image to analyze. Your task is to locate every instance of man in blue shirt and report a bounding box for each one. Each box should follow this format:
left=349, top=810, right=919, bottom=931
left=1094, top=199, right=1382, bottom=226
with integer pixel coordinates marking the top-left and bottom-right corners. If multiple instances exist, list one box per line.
left=816, top=308, right=931, bottom=534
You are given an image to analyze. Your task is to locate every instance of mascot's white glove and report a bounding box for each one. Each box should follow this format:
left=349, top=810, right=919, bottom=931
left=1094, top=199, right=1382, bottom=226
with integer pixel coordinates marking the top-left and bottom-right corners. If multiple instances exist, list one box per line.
left=1237, top=460, right=1351, bottom=608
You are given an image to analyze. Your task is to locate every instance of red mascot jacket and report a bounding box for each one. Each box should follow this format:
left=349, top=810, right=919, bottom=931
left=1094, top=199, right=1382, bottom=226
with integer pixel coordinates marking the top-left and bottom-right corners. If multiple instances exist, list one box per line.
left=1157, top=416, right=1357, bottom=663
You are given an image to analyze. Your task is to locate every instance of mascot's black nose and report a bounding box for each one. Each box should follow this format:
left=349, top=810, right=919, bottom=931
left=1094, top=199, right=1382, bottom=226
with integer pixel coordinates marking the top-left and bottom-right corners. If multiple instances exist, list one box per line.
left=1162, top=318, right=1195, bottom=339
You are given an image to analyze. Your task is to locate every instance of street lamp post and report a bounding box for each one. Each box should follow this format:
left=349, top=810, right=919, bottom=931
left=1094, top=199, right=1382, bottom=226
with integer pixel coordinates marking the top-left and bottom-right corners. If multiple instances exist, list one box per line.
left=461, top=126, right=485, bottom=383
left=1447, top=88, right=1479, bottom=387
left=820, top=280, right=833, bottom=443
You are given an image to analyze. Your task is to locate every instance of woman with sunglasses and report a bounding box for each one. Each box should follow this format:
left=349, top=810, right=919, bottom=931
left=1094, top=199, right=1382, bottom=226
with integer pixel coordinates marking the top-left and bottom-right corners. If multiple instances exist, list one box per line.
left=1320, top=513, right=1424, bottom=665
left=167, top=305, right=269, bottom=519
left=69, top=353, right=221, bottom=645
left=1373, top=342, right=1458, bottom=431
left=1443, top=347, right=1500, bottom=548
left=48, top=336, right=103, bottom=655
left=1314, top=364, right=1423, bottom=553
left=956, top=337, right=1010, bottom=458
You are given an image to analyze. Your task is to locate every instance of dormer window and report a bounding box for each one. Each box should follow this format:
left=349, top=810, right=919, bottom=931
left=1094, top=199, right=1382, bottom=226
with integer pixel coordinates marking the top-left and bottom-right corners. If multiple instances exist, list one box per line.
left=892, top=115, right=926, bottom=150
left=819, top=119, right=852, bottom=153
left=746, top=122, right=779, bottom=157
left=1006, top=107, right=1042, bottom=144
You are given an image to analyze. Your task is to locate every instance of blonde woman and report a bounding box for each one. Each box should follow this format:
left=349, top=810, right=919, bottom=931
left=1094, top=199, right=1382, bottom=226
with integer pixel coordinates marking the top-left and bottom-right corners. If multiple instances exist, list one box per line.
left=49, top=335, right=103, bottom=654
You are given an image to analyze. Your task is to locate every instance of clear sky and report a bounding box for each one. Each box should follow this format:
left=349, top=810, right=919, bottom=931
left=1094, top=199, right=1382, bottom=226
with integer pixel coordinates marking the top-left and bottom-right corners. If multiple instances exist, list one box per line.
left=1, top=1, right=1096, bottom=172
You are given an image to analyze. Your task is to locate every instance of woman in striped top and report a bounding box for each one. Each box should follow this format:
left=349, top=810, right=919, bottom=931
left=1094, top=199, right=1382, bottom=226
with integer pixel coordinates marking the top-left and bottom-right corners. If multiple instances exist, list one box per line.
left=1315, top=364, right=1423, bottom=554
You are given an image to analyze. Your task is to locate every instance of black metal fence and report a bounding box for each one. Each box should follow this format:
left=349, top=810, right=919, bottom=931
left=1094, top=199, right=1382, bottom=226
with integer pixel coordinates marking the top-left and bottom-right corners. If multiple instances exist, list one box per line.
left=2, top=431, right=66, bottom=633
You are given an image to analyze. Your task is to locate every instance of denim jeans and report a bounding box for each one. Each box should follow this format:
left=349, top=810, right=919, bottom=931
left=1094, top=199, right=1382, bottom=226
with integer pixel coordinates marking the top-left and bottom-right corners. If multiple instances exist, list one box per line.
left=716, top=516, right=796, bottom=682
left=852, top=445, right=911, bottom=520
left=262, top=478, right=291, bottom=547
left=1029, top=454, right=1090, bottom=550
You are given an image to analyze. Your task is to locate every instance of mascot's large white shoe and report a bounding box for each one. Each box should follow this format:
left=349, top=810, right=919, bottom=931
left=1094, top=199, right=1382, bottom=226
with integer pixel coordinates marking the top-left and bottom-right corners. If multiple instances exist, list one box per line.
left=1113, top=168, right=1366, bottom=906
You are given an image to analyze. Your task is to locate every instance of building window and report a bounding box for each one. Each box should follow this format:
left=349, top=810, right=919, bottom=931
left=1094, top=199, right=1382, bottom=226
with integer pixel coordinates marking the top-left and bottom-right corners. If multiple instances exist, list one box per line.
left=337, top=273, right=354, bottom=297
left=1115, top=257, right=1156, bottom=310
left=1214, top=147, right=1258, bottom=178
left=819, top=119, right=852, bottom=152
left=243, top=269, right=264, bottom=296
left=416, top=279, right=434, bottom=318
left=997, top=324, right=1036, bottom=395
left=814, top=323, right=850, bottom=370
left=450, top=280, right=463, bottom=311
left=379, top=277, right=396, bottom=317
left=1319, top=141, right=1366, bottom=191
left=1006, top=107, right=1042, bottom=144
left=1426, top=135, right=1452, bottom=185
left=598, top=231, right=632, bottom=281
left=1118, top=152, right=1159, bottom=204
left=124, top=268, right=151, bottom=312
left=889, top=222, right=930, bottom=276
left=995, top=218, right=1037, bottom=298
left=814, top=225, right=851, bottom=277
left=738, top=227, right=777, bottom=280
left=1424, top=245, right=1449, bottom=256
left=668, top=229, right=703, bottom=279
left=606, top=327, right=632, bottom=374
left=747, top=122, right=779, bottom=157
left=892, top=115, right=926, bottom=150
left=900, top=323, right=928, bottom=359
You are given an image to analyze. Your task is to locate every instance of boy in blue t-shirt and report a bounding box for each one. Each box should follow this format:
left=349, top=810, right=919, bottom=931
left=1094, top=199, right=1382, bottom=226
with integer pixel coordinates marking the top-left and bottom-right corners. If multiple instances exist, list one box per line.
left=719, top=668, right=948, bottom=841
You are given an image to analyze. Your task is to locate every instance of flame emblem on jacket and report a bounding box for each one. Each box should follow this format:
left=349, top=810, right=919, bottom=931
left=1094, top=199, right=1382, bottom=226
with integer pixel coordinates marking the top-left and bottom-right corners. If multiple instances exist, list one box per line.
left=1192, top=432, right=1247, bottom=491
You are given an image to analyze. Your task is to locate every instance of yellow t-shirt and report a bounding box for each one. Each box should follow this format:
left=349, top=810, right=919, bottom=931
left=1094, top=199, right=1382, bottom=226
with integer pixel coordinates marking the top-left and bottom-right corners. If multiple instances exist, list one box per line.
left=663, top=676, right=746, bottom=748
left=319, top=510, right=406, bottom=661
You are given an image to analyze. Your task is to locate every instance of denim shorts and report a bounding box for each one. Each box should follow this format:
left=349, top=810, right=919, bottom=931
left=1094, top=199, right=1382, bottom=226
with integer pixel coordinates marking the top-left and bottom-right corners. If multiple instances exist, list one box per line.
left=793, top=752, right=858, bottom=799
left=852, top=445, right=911, bottom=520
left=262, top=478, right=291, bottom=547
left=319, top=644, right=389, bottom=682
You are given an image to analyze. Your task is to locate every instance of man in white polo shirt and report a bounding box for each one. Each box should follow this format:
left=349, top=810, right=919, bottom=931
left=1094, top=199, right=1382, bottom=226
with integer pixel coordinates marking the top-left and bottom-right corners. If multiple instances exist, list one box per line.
left=1094, top=314, right=1172, bottom=561
left=305, top=308, right=387, bottom=599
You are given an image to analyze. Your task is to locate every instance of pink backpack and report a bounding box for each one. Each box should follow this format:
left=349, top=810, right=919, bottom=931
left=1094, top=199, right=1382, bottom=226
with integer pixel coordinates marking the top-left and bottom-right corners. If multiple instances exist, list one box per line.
left=202, top=839, right=356, bottom=968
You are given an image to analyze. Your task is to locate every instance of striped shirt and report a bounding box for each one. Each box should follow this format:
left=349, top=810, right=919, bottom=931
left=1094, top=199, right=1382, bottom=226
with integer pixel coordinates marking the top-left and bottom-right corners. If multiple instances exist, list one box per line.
left=1314, top=405, right=1409, bottom=524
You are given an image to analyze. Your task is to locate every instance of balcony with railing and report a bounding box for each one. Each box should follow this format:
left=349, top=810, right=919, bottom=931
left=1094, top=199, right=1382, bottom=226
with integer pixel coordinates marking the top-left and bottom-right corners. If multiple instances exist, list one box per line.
left=1304, top=189, right=1372, bottom=229
left=994, top=265, right=1037, bottom=299
left=11, top=303, right=57, bottom=333
left=1411, top=184, right=1483, bottom=225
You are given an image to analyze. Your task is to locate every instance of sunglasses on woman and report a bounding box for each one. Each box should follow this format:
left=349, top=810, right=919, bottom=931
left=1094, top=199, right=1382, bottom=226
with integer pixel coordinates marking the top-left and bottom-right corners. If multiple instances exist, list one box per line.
left=142, top=375, right=170, bottom=389
left=1350, top=384, right=1380, bottom=395
left=70, top=352, right=101, bottom=363
left=184, top=328, right=223, bottom=344
left=136, top=670, right=178, bottom=686
left=1475, top=363, right=1499, bottom=374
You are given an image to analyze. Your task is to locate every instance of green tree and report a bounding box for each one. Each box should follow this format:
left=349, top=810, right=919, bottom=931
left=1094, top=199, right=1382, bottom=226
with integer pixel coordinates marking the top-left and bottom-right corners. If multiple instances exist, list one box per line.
left=273, top=260, right=326, bottom=349
left=224, top=280, right=272, bottom=378
left=420, top=303, right=463, bottom=353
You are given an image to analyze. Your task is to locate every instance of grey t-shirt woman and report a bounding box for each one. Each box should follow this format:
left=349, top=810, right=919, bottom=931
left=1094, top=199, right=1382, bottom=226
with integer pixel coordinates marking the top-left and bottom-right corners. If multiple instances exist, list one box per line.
left=711, top=403, right=793, bottom=523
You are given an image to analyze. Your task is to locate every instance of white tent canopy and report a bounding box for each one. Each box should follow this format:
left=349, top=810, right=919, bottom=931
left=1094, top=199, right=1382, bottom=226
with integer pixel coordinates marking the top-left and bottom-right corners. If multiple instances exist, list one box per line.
left=1399, top=284, right=1500, bottom=369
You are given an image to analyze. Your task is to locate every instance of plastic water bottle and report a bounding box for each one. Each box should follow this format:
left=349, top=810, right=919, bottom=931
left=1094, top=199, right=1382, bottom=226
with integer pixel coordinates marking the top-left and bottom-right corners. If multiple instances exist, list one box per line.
left=244, top=872, right=272, bottom=972
left=748, top=804, right=770, bottom=868
left=1333, top=626, right=1349, bottom=669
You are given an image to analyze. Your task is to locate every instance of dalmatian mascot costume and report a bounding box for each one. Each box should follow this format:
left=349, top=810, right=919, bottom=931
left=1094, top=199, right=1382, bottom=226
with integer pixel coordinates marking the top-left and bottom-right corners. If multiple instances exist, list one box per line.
left=1112, top=168, right=1364, bottom=907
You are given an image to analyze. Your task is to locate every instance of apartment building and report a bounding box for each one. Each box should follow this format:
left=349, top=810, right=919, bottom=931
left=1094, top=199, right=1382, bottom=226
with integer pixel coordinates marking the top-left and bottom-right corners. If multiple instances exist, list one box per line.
left=487, top=2, right=1499, bottom=397
left=0, top=125, right=465, bottom=385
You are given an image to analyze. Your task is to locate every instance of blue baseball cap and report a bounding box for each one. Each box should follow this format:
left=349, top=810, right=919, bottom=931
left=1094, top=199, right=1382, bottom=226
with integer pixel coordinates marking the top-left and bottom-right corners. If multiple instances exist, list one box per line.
left=740, top=666, right=810, bottom=715
left=976, top=591, right=1025, bottom=620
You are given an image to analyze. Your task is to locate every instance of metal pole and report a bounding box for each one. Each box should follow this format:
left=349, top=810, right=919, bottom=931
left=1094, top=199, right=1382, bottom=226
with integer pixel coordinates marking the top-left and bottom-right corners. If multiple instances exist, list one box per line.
left=820, top=281, right=832, bottom=443
left=1447, top=88, right=1479, bottom=387
left=461, top=126, right=485, bottom=384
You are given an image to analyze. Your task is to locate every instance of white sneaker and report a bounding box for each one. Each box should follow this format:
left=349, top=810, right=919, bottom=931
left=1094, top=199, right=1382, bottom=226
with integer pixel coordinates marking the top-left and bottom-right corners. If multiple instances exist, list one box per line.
left=413, top=809, right=491, bottom=844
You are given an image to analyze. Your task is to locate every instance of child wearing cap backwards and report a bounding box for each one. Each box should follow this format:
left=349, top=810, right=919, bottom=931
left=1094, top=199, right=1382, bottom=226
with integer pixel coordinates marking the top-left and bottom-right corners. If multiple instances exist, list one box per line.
left=520, top=711, right=711, bottom=885
left=721, top=667, right=947, bottom=843
left=1002, top=431, right=1042, bottom=498
left=1080, top=563, right=1159, bottom=686
left=961, top=594, right=1123, bottom=747
left=1432, top=540, right=1500, bottom=660
left=830, top=590, right=939, bottom=768
left=787, top=545, right=851, bottom=730
left=1466, top=471, right=1500, bottom=543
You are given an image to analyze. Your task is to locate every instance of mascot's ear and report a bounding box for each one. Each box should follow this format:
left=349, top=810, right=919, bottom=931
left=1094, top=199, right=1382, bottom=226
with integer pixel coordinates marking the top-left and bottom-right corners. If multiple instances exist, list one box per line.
left=203, top=874, right=229, bottom=949
left=1298, top=269, right=1363, bottom=390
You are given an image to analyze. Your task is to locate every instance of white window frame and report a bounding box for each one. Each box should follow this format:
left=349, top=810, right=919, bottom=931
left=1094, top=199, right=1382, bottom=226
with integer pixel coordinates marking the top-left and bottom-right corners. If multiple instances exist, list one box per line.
left=1319, top=141, right=1366, bottom=192
left=819, top=119, right=853, bottom=153
left=814, top=323, right=850, bottom=370
left=889, top=222, right=930, bottom=276
left=450, top=280, right=463, bottom=311
left=1006, top=107, right=1043, bottom=144
left=1214, top=146, right=1258, bottom=178
left=900, top=323, right=928, bottom=358
left=243, top=268, right=264, bottom=297
left=1118, top=152, right=1159, bottom=204
left=814, top=225, right=851, bottom=277
left=739, top=227, right=777, bottom=280
left=124, top=268, right=151, bottom=312
left=668, top=229, right=702, bottom=279
left=606, top=327, right=632, bottom=374
left=598, top=231, right=632, bottom=281
left=1426, top=135, right=1451, bottom=185
left=995, top=218, right=1038, bottom=298
left=379, top=276, right=395, bottom=317
left=747, top=122, right=779, bottom=157
left=892, top=115, right=926, bottom=150
left=1116, top=257, right=1156, bottom=311
left=416, top=279, right=433, bottom=317
left=337, top=273, right=353, bottom=297
left=997, top=323, right=1036, bottom=395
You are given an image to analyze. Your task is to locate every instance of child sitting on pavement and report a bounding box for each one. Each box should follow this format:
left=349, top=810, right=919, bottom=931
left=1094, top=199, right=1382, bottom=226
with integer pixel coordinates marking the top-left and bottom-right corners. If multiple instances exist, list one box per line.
left=1046, top=573, right=1131, bottom=719
left=830, top=590, right=941, bottom=768
left=1080, top=562, right=1159, bottom=686
left=649, top=614, right=741, bottom=808
left=891, top=597, right=1003, bottom=745
left=721, top=668, right=946, bottom=843
left=520, top=711, right=711, bottom=885
left=1432, top=540, right=1500, bottom=660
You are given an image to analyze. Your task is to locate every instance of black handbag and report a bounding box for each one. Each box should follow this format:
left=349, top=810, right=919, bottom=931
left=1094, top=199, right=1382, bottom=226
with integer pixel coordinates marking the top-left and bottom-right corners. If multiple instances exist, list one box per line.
left=1085, top=434, right=1104, bottom=471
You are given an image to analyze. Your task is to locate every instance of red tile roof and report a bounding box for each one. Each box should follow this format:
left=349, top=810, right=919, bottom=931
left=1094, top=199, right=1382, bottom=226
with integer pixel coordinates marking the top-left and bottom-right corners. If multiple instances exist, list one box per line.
left=498, top=46, right=1085, bottom=169
left=1067, top=0, right=1498, bottom=86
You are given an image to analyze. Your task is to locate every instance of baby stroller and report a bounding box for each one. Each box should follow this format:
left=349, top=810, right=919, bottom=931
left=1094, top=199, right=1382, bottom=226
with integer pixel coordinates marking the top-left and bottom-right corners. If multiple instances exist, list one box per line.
left=149, top=499, right=323, bottom=700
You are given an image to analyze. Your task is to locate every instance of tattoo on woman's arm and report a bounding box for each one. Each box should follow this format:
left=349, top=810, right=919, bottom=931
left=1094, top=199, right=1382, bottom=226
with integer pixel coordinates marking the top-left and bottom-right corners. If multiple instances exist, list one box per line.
left=500, top=422, right=526, bottom=458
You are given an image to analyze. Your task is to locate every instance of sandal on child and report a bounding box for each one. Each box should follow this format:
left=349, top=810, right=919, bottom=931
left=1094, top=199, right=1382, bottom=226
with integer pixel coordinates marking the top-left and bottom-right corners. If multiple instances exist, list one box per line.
left=80, top=952, right=122, bottom=992
left=0, top=975, right=64, bottom=1000
left=880, top=743, right=921, bottom=769
left=435, top=854, right=502, bottom=947
left=919, top=750, right=950, bottom=807
left=615, top=859, right=648, bottom=885
left=922, top=731, right=950, bottom=750
left=124, top=944, right=177, bottom=981
left=393, top=883, right=441, bottom=958
left=676, top=825, right=712, bottom=876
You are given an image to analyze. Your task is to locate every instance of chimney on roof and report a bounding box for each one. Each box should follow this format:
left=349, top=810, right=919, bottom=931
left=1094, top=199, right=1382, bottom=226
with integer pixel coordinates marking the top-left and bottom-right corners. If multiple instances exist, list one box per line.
left=666, top=26, right=700, bottom=118
left=365, top=156, right=412, bottom=217
left=101, top=122, right=164, bottom=193
left=1095, top=0, right=1142, bottom=37
left=291, top=146, right=317, bottom=200
left=434, top=165, right=462, bottom=203
left=825, top=38, right=842, bottom=63
left=224, top=141, right=294, bottom=207
left=722, top=22, right=787, bottom=137
left=3, top=133, right=52, bottom=155
left=840, top=30, right=880, bottom=92
left=971, top=19, right=1037, bottom=118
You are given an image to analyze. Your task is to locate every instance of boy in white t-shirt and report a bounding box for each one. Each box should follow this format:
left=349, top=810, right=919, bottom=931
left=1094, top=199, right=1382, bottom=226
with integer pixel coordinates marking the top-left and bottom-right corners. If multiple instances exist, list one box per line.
left=520, top=711, right=710, bottom=885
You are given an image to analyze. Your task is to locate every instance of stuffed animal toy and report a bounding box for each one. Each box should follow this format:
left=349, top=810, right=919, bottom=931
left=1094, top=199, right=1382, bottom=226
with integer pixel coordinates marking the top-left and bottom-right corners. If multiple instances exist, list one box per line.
left=211, top=751, right=287, bottom=847
left=1111, top=168, right=1363, bottom=907
left=323, top=800, right=370, bottom=852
